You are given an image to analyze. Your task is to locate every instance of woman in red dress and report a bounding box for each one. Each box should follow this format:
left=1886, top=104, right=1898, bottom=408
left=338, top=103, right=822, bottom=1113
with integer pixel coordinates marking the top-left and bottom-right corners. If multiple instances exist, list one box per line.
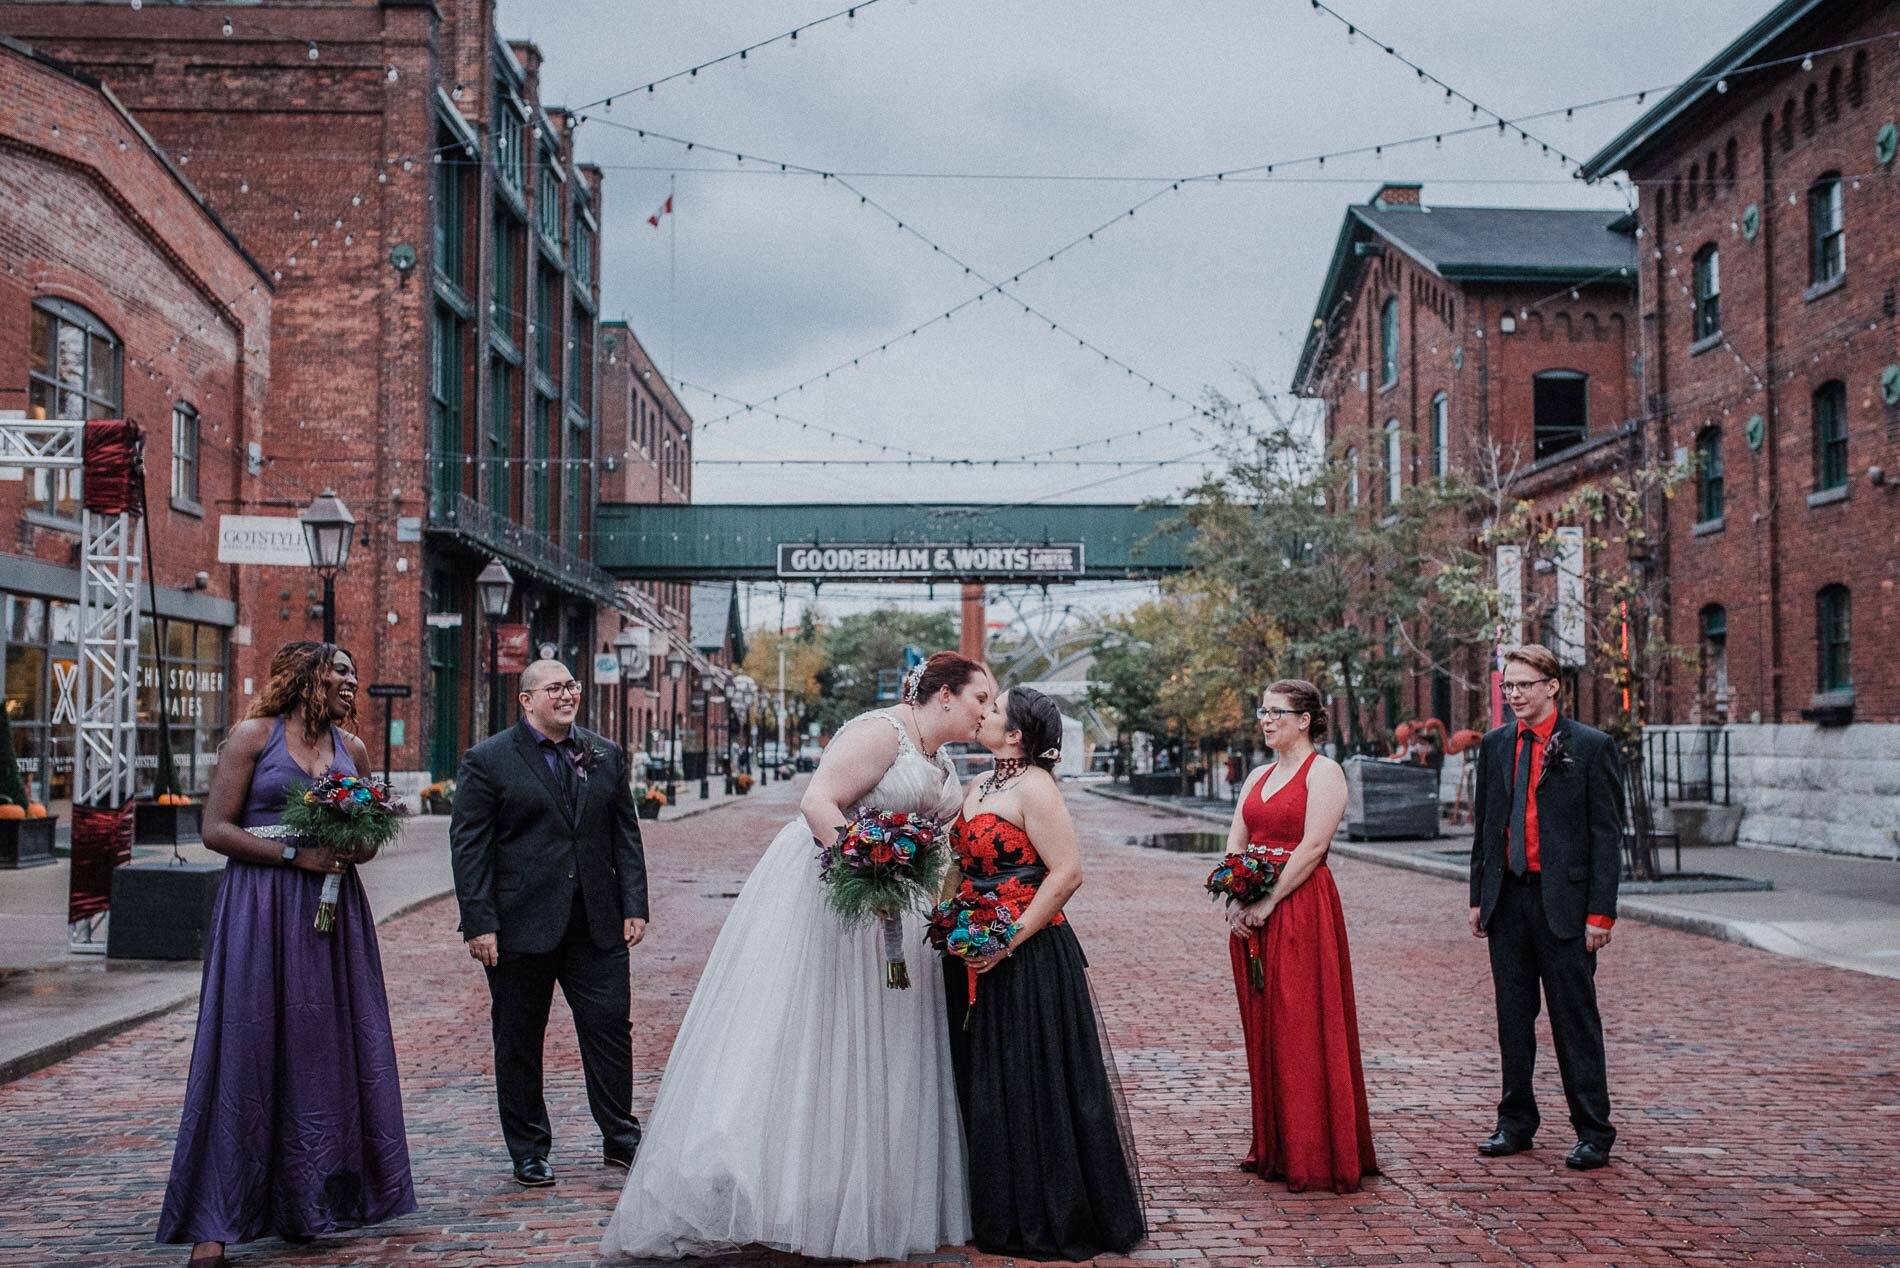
left=1222, top=678, right=1378, bottom=1193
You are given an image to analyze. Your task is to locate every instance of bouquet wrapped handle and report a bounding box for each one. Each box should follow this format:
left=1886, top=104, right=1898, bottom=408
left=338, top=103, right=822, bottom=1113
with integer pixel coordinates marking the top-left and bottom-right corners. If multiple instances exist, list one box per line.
left=316, top=870, right=343, bottom=933
left=881, top=912, right=910, bottom=990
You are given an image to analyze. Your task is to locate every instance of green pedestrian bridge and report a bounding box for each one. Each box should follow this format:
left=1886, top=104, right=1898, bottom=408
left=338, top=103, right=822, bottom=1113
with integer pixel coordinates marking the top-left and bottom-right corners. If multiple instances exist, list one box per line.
left=593, top=502, right=1192, bottom=583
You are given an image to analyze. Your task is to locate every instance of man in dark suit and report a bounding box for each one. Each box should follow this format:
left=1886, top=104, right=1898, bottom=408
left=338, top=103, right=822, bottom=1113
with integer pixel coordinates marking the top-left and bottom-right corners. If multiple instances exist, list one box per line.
left=1469, top=643, right=1623, bottom=1171
left=450, top=658, right=649, bottom=1187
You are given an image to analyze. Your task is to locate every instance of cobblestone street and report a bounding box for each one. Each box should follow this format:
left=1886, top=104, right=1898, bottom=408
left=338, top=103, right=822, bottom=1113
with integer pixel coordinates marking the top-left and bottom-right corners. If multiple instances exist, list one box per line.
left=1, top=779, right=1896, bottom=1267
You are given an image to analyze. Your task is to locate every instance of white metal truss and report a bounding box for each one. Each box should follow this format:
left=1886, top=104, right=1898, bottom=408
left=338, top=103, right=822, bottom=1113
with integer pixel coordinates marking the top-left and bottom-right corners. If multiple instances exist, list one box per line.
left=0, top=414, right=142, bottom=953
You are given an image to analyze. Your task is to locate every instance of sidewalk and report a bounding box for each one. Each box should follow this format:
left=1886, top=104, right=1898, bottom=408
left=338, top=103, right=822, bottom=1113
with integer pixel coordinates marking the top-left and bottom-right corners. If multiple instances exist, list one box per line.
left=0, top=777, right=786, bottom=1085
left=1086, top=782, right=1900, bottom=981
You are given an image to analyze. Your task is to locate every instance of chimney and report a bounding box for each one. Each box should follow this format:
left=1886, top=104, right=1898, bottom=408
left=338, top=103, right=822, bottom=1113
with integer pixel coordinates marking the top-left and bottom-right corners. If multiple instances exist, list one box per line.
left=1371, top=183, right=1424, bottom=210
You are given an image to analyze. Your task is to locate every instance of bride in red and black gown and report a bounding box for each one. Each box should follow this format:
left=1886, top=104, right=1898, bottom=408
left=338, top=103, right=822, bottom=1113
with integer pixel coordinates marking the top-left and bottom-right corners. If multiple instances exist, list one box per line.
left=939, top=686, right=1144, bottom=1261
left=1222, top=678, right=1378, bottom=1194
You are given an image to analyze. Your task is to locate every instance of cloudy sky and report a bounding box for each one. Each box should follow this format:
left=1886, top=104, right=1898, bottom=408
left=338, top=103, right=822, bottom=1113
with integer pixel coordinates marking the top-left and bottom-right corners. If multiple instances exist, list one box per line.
left=497, top=0, right=1762, bottom=621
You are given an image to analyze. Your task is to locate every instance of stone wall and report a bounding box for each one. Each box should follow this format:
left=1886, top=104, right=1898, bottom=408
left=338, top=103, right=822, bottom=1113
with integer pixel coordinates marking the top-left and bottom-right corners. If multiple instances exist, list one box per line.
left=1649, top=723, right=1900, bottom=861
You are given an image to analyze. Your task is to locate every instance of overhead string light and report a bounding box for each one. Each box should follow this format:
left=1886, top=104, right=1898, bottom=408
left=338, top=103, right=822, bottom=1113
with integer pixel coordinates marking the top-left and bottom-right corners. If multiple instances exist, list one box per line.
left=567, top=0, right=893, bottom=113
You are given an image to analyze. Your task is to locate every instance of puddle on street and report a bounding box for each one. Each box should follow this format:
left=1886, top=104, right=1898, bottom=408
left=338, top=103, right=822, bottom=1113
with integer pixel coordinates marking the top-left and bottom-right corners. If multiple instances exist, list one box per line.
left=1126, top=832, right=1229, bottom=854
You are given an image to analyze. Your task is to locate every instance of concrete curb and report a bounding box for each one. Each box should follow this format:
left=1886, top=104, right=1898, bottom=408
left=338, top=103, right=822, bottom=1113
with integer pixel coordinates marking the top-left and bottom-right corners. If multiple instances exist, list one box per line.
left=1081, top=784, right=1799, bottom=961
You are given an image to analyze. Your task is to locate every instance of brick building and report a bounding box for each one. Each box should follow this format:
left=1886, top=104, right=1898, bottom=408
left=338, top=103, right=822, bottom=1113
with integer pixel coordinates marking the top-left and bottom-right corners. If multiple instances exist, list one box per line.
left=0, top=37, right=272, bottom=815
left=0, top=2, right=631, bottom=788
left=595, top=319, right=718, bottom=769
left=1294, top=182, right=1638, bottom=739
left=1581, top=0, right=1900, bottom=857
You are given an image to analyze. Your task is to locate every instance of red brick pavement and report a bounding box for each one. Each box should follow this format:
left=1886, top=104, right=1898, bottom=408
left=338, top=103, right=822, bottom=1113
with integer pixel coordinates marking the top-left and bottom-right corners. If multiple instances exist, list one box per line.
left=2, top=782, right=1897, bottom=1267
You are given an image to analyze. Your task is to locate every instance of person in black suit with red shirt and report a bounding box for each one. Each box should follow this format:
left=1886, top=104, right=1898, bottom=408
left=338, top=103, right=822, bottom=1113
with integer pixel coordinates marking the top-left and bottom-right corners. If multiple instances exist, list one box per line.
left=1468, top=644, right=1623, bottom=1171
left=450, top=659, right=649, bottom=1188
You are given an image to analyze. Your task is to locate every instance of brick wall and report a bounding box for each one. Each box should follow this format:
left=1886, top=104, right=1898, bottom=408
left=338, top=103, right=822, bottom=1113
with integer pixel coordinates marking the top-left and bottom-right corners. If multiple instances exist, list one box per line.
left=1629, top=1, right=1900, bottom=726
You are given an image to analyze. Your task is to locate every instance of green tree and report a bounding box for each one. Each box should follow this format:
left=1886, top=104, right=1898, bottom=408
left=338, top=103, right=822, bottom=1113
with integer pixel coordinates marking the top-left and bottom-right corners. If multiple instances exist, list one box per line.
left=738, top=627, right=828, bottom=738
left=810, top=608, right=958, bottom=732
left=1177, top=390, right=1483, bottom=753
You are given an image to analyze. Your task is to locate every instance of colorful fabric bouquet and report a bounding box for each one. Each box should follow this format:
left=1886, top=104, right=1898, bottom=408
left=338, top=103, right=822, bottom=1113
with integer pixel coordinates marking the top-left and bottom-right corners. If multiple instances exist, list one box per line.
left=1206, top=851, right=1279, bottom=991
left=927, top=884, right=1021, bottom=1025
left=280, top=773, right=406, bottom=932
left=817, top=808, right=949, bottom=989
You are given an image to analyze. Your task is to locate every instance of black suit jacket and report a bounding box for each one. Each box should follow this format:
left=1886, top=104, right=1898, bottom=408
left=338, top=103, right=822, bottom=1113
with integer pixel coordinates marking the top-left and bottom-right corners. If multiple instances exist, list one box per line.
left=1469, top=715, right=1624, bottom=939
left=449, top=720, right=649, bottom=955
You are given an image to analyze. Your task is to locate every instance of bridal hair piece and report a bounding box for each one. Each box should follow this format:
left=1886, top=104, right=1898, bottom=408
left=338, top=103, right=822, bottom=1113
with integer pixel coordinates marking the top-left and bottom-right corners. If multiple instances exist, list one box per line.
left=899, top=663, right=927, bottom=705
left=1039, top=746, right=1062, bottom=762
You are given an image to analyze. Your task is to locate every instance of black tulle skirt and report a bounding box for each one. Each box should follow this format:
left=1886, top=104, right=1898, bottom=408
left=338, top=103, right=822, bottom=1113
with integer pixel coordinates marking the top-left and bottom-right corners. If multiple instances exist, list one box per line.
left=941, top=922, right=1145, bottom=1261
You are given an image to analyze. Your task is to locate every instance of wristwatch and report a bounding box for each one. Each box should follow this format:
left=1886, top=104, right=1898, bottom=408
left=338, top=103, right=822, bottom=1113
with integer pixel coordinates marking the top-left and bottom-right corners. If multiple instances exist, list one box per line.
left=280, top=844, right=299, bottom=865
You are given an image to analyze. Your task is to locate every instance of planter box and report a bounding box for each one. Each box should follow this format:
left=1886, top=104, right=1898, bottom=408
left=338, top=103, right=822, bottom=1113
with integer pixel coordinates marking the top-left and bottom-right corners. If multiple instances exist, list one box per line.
left=134, top=801, right=202, bottom=846
left=108, top=860, right=225, bottom=960
left=0, top=816, right=58, bottom=869
left=1344, top=756, right=1440, bottom=841
left=637, top=801, right=663, bottom=820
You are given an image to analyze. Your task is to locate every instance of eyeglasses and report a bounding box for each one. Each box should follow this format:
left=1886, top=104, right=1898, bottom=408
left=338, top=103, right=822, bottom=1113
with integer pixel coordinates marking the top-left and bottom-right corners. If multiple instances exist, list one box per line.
left=1256, top=706, right=1304, bottom=721
left=526, top=681, right=583, bottom=699
left=1499, top=678, right=1555, bottom=697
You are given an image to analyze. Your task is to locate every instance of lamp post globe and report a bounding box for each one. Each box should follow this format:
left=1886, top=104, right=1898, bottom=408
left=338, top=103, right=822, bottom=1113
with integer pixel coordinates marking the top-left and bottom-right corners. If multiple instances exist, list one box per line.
left=664, top=647, right=686, bottom=802
left=299, top=490, right=355, bottom=642
left=475, top=559, right=514, bottom=736
left=612, top=625, right=644, bottom=754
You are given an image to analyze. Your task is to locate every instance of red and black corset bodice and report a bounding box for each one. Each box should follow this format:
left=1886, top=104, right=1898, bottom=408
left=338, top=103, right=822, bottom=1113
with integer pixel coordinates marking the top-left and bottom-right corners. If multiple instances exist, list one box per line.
left=951, top=812, right=1064, bottom=926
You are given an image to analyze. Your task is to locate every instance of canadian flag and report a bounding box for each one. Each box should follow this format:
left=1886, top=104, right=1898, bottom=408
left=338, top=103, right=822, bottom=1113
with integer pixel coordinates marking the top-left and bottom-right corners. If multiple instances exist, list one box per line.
left=646, top=194, right=674, bottom=228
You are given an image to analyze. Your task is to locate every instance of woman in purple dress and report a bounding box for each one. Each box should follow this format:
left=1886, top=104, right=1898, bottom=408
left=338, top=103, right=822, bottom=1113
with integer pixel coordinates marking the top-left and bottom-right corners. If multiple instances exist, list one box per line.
left=159, top=641, right=415, bottom=1266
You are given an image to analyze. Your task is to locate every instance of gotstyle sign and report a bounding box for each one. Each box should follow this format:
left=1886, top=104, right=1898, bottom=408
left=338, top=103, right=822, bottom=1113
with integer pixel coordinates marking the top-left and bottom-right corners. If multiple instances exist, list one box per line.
left=777, top=543, right=1085, bottom=580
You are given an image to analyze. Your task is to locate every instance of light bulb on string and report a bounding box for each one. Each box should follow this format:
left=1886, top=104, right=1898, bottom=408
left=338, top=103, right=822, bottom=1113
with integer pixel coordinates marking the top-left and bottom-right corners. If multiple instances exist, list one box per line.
left=130, top=0, right=139, bottom=8
left=307, top=41, right=319, bottom=60
left=386, top=65, right=399, bottom=82
left=221, top=17, right=232, bottom=35
left=847, top=8, right=857, bottom=27
left=1802, top=56, right=1814, bottom=71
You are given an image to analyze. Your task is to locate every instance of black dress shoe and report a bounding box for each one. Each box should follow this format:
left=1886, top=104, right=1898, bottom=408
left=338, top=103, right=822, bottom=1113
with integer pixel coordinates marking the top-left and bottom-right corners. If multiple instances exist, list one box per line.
left=1476, top=1131, right=1534, bottom=1157
left=1565, top=1140, right=1611, bottom=1170
left=603, top=1147, right=635, bottom=1170
left=512, top=1156, right=555, bottom=1187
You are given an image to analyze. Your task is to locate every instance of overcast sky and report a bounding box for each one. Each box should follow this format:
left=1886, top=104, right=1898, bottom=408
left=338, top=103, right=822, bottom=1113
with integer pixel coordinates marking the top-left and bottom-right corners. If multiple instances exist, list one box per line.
left=497, top=0, right=1764, bottom=625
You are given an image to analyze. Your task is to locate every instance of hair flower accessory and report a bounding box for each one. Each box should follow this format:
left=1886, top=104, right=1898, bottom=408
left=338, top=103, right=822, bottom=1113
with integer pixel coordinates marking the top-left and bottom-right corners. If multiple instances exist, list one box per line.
left=1039, top=746, right=1061, bottom=761
left=900, top=663, right=926, bottom=705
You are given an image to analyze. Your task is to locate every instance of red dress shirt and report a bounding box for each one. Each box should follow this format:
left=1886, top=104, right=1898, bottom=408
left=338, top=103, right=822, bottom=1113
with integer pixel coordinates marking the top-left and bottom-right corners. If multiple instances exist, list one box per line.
left=1516, top=711, right=1612, bottom=931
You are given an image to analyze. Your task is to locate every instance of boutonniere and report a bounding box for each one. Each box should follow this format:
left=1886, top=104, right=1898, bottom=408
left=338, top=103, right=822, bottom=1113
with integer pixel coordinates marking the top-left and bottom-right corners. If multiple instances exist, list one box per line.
left=1538, top=731, right=1577, bottom=786
left=574, top=743, right=607, bottom=783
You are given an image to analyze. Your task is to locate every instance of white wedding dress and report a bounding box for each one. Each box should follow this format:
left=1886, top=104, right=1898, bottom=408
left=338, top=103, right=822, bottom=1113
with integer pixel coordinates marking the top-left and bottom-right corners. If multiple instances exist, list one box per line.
left=597, top=709, right=970, bottom=1264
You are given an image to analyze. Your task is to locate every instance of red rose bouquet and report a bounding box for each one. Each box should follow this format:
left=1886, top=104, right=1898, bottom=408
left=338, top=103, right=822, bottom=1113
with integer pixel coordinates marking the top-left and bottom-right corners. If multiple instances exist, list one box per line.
left=280, top=773, right=405, bottom=932
left=1205, top=850, right=1278, bottom=990
left=818, top=808, right=949, bottom=988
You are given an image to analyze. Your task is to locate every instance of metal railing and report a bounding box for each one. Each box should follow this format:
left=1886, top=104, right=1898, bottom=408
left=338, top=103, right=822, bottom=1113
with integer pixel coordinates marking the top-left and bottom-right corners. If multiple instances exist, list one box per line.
left=1643, top=726, right=1731, bottom=807
left=426, top=489, right=620, bottom=605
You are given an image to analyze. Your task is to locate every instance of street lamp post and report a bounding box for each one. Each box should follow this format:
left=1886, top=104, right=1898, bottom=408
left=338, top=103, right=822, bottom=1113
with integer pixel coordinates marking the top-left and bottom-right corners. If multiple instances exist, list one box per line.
left=664, top=645, right=686, bottom=803
left=731, top=674, right=757, bottom=781
left=613, top=624, right=644, bottom=759
left=299, top=490, right=355, bottom=643
left=476, top=559, right=514, bottom=737
left=698, top=679, right=717, bottom=800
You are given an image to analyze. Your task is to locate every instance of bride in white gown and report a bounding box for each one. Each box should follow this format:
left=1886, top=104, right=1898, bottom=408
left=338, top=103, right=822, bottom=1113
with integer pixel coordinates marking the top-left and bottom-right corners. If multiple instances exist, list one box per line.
left=597, top=652, right=993, bottom=1264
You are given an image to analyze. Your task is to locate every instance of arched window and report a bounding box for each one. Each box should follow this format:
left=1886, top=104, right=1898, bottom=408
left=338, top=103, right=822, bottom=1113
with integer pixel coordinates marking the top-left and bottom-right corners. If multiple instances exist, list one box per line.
left=1816, top=584, right=1851, bottom=692
left=1812, top=380, right=1848, bottom=491
left=1430, top=391, right=1449, bottom=478
left=1345, top=446, right=1360, bottom=508
left=1700, top=604, right=1730, bottom=718
left=1825, top=66, right=1842, bottom=121
left=1380, top=297, right=1400, bottom=388
left=1802, top=84, right=1817, bottom=135
left=1532, top=370, right=1587, bottom=459
left=1384, top=418, right=1402, bottom=505
left=1693, top=244, right=1721, bottom=340
left=1696, top=425, right=1724, bottom=523
left=1688, top=163, right=1700, bottom=211
left=28, top=298, right=121, bottom=520
left=171, top=402, right=200, bottom=507
left=1808, top=173, right=1844, bottom=286
left=1723, top=137, right=1738, bottom=188
left=1780, top=99, right=1795, bottom=150
left=1848, top=51, right=1866, bottom=108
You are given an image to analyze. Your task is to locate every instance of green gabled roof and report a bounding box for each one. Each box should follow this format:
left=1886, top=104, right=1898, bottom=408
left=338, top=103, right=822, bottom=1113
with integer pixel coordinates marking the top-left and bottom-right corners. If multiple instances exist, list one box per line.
left=1292, top=199, right=1635, bottom=395
left=1579, top=0, right=1831, bottom=179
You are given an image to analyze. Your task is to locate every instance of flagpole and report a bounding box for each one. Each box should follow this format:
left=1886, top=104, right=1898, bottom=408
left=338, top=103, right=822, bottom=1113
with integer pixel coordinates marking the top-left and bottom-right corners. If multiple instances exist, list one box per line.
left=668, top=174, right=677, bottom=380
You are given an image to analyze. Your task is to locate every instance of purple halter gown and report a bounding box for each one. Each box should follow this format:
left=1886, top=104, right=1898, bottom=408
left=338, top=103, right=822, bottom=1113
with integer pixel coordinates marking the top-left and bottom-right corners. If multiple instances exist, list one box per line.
left=157, top=717, right=415, bottom=1246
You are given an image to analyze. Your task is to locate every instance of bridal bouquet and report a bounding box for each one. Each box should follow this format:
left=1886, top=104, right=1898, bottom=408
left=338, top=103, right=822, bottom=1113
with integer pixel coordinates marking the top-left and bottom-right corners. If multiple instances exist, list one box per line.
left=280, top=773, right=405, bottom=932
left=818, top=808, right=949, bottom=989
left=1205, top=850, right=1279, bottom=991
left=926, top=881, right=1021, bottom=1024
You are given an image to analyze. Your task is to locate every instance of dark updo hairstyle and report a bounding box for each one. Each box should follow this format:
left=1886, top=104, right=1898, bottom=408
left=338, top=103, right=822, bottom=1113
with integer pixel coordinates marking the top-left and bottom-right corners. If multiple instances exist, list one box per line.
left=905, top=651, right=988, bottom=705
left=1265, top=678, right=1328, bottom=745
left=1003, top=686, right=1065, bottom=771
